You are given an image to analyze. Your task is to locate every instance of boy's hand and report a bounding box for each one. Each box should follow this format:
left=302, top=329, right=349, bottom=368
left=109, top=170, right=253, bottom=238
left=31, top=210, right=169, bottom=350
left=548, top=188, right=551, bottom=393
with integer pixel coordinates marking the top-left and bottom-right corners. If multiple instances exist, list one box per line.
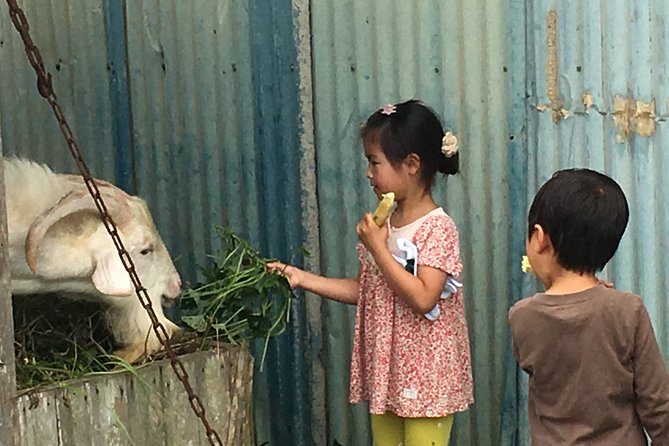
left=267, top=262, right=304, bottom=289
left=596, top=278, right=613, bottom=288
left=356, top=212, right=389, bottom=255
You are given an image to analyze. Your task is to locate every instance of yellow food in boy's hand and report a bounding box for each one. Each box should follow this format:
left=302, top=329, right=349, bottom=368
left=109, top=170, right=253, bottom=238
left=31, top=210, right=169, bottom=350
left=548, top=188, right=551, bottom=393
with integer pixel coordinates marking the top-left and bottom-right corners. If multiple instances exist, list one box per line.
left=372, top=192, right=395, bottom=227
left=521, top=255, right=533, bottom=273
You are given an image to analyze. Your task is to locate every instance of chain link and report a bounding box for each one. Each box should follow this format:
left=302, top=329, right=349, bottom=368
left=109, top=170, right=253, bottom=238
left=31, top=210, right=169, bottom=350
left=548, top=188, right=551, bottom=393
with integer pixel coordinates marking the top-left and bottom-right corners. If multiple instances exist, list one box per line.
left=4, top=1, right=224, bottom=444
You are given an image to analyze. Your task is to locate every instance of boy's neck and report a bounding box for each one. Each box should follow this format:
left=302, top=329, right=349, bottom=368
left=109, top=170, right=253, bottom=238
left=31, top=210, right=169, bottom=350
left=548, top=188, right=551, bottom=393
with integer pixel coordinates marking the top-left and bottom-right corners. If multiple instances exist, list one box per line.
left=543, top=269, right=599, bottom=295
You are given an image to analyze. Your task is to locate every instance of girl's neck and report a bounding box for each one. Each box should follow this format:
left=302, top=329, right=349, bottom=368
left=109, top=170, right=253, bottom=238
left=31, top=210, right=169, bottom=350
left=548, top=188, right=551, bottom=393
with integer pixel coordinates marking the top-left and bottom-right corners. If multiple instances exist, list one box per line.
left=391, top=191, right=437, bottom=227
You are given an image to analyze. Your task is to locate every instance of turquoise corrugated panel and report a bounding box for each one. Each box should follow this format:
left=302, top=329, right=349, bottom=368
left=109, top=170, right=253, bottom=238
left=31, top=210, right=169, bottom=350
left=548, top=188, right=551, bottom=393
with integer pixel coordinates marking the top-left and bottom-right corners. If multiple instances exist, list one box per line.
left=501, top=0, right=530, bottom=444
left=14, top=1, right=669, bottom=445
left=0, top=0, right=117, bottom=179
left=125, top=1, right=312, bottom=445
left=246, top=1, right=313, bottom=444
left=0, top=1, right=314, bottom=444
left=124, top=0, right=261, bottom=282
left=309, top=0, right=523, bottom=444
left=522, top=1, right=669, bottom=443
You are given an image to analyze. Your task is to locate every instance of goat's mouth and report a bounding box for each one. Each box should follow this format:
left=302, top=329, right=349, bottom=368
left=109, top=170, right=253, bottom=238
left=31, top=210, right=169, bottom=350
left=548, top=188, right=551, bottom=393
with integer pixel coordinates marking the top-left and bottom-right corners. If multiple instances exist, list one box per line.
left=161, top=294, right=181, bottom=308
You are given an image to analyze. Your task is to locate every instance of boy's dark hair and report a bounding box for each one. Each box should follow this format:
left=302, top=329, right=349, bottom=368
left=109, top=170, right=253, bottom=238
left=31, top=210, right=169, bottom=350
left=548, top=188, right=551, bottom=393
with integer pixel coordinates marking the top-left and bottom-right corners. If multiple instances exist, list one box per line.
left=360, top=99, right=458, bottom=190
left=528, top=168, right=629, bottom=274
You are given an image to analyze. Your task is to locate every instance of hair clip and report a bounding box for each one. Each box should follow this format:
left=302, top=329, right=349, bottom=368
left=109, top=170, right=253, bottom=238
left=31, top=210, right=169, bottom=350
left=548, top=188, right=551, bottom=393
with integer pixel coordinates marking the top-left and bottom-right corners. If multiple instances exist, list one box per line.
left=441, top=131, right=459, bottom=157
left=380, top=103, right=397, bottom=115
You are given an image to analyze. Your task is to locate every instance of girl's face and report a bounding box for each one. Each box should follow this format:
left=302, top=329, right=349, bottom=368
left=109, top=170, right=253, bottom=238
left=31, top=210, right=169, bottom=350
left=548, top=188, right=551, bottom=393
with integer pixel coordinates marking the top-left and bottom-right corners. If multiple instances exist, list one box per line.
left=363, top=140, right=406, bottom=199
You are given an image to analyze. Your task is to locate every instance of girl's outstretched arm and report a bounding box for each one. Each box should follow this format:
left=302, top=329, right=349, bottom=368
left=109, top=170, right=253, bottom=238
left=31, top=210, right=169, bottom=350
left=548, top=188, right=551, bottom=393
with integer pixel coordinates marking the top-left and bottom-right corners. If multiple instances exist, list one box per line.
left=356, top=213, right=447, bottom=314
left=267, top=262, right=360, bottom=305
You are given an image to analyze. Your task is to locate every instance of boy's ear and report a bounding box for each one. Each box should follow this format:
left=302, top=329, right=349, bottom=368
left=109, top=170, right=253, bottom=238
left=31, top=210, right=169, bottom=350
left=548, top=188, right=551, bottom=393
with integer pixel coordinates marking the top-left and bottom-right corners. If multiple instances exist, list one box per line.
left=532, top=224, right=553, bottom=253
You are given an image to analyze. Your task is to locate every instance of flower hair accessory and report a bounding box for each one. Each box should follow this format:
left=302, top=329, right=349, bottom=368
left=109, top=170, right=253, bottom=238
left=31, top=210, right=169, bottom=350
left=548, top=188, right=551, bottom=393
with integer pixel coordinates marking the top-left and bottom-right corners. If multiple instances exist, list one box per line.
left=441, top=131, right=458, bottom=157
left=380, top=103, right=397, bottom=115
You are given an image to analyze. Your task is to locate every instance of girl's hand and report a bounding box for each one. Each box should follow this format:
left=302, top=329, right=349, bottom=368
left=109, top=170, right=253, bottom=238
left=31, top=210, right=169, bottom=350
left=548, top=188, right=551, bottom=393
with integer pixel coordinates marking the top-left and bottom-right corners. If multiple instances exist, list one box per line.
left=355, top=213, right=388, bottom=255
left=267, top=261, right=304, bottom=289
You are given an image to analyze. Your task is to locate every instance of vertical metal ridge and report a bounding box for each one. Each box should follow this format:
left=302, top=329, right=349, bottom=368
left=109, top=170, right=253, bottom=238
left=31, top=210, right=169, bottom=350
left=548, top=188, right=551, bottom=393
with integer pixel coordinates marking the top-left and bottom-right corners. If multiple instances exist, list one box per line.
left=0, top=0, right=115, bottom=175
left=310, top=1, right=519, bottom=444
left=104, top=0, right=136, bottom=193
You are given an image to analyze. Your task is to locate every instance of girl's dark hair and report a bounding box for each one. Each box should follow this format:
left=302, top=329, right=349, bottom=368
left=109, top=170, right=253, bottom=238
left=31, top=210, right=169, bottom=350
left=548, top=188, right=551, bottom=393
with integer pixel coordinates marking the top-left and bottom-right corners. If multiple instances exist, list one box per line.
left=527, top=168, right=629, bottom=275
left=360, top=99, right=458, bottom=189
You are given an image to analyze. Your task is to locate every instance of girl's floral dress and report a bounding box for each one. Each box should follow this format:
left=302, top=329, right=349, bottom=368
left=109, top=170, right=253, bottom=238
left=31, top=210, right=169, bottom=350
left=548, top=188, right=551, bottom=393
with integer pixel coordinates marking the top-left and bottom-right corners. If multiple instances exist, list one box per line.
left=349, top=208, right=474, bottom=417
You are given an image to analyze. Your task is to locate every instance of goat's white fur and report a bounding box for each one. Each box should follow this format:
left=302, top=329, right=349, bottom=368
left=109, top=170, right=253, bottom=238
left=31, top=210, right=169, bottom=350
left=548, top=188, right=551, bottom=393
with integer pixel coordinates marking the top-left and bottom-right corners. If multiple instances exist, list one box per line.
left=4, top=157, right=181, bottom=363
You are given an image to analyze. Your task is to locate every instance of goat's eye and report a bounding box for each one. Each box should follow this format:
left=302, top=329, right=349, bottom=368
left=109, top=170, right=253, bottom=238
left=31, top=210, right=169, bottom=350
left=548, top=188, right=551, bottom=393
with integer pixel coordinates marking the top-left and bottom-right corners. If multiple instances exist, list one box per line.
left=140, top=246, right=154, bottom=256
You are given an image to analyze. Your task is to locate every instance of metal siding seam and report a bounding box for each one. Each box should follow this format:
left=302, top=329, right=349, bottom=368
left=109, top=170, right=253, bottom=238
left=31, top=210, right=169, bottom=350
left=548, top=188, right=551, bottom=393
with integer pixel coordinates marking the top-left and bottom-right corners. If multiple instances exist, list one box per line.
left=249, top=1, right=311, bottom=445
left=103, top=0, right=136, bottom=193
left=501, top=0, right=530, bottom=443
left=292, top=0, right=327, bottom=444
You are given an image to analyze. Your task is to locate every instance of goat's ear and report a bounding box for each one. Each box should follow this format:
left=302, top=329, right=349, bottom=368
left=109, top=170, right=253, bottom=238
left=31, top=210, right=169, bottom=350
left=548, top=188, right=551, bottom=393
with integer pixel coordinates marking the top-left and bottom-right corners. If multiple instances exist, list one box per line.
left=26, top=186, right=131, bottom=274
left=91, top=253, right=134, bottom=297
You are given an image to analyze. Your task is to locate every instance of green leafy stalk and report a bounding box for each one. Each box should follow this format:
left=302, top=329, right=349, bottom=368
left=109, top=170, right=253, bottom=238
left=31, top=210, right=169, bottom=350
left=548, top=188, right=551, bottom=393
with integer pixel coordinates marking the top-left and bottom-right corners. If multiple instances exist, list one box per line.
left=179, top=226, right=296, bottom=369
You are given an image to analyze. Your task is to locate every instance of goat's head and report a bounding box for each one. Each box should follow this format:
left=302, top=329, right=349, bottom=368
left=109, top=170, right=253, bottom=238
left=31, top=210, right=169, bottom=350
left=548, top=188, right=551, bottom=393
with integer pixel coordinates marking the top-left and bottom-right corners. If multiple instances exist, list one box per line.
left=24, top=184, right=182, bottom=308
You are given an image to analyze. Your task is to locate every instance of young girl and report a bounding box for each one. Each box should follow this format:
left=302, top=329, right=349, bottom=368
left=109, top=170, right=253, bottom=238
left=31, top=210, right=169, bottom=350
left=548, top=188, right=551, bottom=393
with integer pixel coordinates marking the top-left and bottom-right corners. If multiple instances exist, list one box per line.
left=269, top=99, right=473, bottom=446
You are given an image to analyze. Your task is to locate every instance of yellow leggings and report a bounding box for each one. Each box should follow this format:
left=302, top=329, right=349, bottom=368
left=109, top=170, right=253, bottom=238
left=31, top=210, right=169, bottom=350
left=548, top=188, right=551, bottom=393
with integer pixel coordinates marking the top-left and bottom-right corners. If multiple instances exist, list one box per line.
left=371, top=412, right=454, bottom=446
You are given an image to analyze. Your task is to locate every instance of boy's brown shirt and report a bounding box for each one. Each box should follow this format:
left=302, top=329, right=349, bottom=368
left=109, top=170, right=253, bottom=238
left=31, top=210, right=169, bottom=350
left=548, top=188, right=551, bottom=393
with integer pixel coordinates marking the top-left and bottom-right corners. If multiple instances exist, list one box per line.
left=509, top=285, right=669, bottom=445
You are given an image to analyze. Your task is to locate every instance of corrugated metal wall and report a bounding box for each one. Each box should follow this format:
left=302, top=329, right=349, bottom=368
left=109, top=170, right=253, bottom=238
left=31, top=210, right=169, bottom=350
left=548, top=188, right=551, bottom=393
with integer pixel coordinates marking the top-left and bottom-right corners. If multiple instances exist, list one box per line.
left=0, top=0, right=313, bottom=444
left=0, top=0, right=117, bottom=177
left=123, top=0, right=264, bottom=284
left=2, top=0, right=668, bottom=445
left=514, top=1, right=669, bottom=443
left=308, top=0, right=526, bottom=444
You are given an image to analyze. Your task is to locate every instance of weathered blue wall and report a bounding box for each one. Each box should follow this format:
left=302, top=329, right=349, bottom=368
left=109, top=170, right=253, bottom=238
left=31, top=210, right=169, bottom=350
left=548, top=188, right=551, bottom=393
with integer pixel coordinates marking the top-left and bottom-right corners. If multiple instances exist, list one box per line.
left=0, top=1, right=312, bottom=444
left=513, top=1, right=669, bottom=443
left=1, top=1, right=668, bottom=445
left=0, top=0, right=117, bottom=176
left=306, top=0, right=526, bottom=444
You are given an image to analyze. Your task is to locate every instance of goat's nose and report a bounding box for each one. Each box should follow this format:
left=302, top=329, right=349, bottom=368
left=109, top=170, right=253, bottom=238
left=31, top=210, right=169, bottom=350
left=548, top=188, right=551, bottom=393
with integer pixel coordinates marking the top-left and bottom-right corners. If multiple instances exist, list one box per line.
left=161, top=293, right=181, bottom=308
left=166, top=275, right=181, bottom=298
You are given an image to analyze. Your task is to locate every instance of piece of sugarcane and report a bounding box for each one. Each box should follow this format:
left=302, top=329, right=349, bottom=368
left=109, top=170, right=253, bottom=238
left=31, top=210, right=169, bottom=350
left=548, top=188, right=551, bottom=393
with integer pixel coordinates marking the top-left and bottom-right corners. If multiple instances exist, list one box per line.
left=521, top=255, right=533, bottom=273
left=372, top=192, right=395, bottom=227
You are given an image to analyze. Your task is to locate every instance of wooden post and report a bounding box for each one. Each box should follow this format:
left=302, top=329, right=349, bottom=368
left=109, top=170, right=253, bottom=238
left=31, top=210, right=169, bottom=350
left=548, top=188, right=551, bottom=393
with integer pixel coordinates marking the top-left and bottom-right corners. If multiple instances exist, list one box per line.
left=0, top=130, right=18, bottom=445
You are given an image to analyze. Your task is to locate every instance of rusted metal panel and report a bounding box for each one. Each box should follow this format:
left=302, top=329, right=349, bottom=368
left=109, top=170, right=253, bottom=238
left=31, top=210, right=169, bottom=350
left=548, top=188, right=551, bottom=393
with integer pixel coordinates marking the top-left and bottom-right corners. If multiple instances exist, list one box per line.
left=14, top=348, right=254, bottom=446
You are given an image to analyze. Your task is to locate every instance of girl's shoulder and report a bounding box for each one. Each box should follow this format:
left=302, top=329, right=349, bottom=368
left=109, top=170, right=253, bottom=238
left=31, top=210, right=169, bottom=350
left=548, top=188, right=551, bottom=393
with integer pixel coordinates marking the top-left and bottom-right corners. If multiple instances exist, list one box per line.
left=390, top=208, right=456, bottom=242
left=415, top=208, right=458, bottom=235
left=414, top=208, right=462, bottom=276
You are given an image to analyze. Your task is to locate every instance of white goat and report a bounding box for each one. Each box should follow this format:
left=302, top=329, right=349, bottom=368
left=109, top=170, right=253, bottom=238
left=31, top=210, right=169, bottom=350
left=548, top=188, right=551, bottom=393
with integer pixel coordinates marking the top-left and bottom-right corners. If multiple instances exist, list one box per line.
left=4, top=157, right=181, bottom=363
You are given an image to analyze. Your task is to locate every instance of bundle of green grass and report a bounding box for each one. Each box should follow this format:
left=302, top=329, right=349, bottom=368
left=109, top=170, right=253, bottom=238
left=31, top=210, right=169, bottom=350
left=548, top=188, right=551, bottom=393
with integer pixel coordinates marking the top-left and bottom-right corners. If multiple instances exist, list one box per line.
left=14, top=226, right=295, bottom=391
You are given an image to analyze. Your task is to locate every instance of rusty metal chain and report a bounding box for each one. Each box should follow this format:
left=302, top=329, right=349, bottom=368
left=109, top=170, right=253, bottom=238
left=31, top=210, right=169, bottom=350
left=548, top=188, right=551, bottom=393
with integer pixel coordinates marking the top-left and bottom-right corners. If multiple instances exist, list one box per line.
left=4, top=1, right=223, bottom=444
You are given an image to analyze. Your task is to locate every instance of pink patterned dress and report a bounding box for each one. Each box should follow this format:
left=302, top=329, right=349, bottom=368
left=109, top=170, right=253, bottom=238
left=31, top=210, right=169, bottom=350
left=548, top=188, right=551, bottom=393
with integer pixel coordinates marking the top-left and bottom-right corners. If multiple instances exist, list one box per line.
left=349, top=208, right=474, bottom=417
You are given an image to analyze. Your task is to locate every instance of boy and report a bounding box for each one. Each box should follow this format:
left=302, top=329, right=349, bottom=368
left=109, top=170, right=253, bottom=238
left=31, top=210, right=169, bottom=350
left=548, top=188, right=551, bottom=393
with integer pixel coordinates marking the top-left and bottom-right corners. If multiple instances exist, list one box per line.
left=509, top=168, right=669, bottom=445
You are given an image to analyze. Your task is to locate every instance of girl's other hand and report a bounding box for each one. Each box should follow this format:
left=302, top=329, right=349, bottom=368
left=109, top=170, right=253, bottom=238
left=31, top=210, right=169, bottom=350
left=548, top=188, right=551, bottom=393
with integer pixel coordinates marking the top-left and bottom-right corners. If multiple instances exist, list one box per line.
left=356, top=213, right=388, bottom=254
left=267, top=261, right=304, bottom=289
